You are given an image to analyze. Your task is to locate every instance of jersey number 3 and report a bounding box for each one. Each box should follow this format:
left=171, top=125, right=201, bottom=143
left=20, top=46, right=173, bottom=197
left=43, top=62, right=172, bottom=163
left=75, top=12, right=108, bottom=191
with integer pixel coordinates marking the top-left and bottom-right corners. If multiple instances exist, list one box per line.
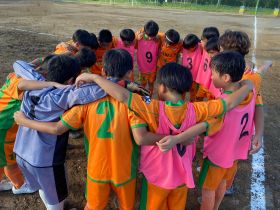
left=97, top=101, right=115, bottom=139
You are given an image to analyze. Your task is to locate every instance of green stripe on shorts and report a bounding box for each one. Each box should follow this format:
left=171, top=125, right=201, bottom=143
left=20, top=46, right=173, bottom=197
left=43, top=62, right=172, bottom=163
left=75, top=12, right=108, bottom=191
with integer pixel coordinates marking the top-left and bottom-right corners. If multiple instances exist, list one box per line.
left=0, top=130, right=8, bottom=167
left=140, top=175, right=148, bottom=210
left=198, top=158, right=219, bottom=188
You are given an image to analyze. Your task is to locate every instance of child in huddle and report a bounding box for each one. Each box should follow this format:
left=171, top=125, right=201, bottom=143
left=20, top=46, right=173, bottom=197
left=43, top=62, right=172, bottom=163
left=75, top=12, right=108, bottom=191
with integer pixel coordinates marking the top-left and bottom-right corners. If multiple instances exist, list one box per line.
left=157, top=29, right=182, bottom=70
left=197, top=37, right=221, bottom=100
left=54, top=29, right=98, bottom=55
left=116, top=29, right=136, bottom=81
left=158, top=51, right=261, bottom=210
left=136, top=20, right=161, bottom=95
left=0, top=56, right=64, bottom=193
left=196, top=27, right=220, bottom=101
left=90, top=29, right=118, bottom=75
left=14, top=49, right=164, bottom=210
left=181, top=34, right=203, bottom=101
left=72, top=61, right=253, bottom=210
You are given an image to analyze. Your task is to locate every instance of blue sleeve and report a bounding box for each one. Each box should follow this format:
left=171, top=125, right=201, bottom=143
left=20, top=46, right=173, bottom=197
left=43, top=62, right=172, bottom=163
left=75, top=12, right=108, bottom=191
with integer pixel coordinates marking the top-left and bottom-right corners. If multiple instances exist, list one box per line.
left=13, top=60, right=46, bottom=81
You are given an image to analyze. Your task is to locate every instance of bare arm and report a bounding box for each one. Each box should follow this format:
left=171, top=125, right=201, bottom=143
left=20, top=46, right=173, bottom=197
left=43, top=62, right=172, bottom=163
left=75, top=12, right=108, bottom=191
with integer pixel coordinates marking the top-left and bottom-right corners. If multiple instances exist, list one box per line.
left=250, top=106, right=264, bottom=154
left=132, top=127, right=165, bottom=145
left=14, top=111, right=69, bottom=135
left=75, top=73, right=130, bottom=103
left=157, top=122, right=207, bottom=152
left=18, top=80, right=66, bottom=91
left=223, top=80, right=253, bottom=111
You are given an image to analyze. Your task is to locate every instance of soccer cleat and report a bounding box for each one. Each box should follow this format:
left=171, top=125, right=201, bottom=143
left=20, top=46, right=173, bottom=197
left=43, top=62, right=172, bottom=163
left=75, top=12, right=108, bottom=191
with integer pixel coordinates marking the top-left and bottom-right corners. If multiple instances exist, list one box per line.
left=12, top=182, right=37, bottom=194
left=0, top=180, right=13, bottom=191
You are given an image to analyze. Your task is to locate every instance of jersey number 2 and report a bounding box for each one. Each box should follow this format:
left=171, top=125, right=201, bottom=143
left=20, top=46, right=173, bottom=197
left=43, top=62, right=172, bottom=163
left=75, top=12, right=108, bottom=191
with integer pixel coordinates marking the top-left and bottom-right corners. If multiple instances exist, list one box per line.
left=239, top=113, right=249, bottom=140
left=97, top=101, right=115, bottom=139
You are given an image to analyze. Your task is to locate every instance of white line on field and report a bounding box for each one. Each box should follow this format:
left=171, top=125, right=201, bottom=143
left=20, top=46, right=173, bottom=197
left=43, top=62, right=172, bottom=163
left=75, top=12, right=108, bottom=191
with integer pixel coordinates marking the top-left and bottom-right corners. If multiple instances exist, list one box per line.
left=250, top=15, right=266, bottom=210
left=0, top=26, right=57, bottom=37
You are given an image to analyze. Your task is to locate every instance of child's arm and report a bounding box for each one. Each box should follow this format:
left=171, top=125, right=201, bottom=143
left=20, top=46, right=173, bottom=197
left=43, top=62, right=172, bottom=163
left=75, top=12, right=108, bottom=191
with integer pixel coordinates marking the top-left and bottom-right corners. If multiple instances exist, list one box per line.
left=18, top=80, right=66, bottom=91
left=76, top=73, right=130, bottom=104
left=14, top=111, right=68, bottom=135
left=156, top=122, right=207, bottom=152
left=250, top=106, right=264, bottom=154
left=132, top=127, right=165, bottom=145
left=222, top=80, right=253, bottom=111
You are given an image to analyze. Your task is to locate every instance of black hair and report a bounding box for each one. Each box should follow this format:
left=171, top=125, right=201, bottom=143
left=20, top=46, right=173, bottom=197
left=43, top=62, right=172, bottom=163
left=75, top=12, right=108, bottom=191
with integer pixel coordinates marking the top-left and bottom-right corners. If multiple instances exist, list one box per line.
left=157, top=62, right=193, bottom=94
left=89, top=33, right=99, bottom=50
left=74, top=47, right=96, bottom=68
left=205, top=37, right=220, bottom=53
left=210, top=51, right=245, bottom=82
left=72, top=29, right=94, bottom=48
left=183, top=34, right=200, bottom=49
left=120, top=29, right=135, bottom=43
left=46, top=55, right=81, bottom=84
left=201, top=27, right=220, bottom=40
left=35, top=54, right=55, bottom=75
left=98, top=29, right=113, bottom=43
left=165, top=29, right=180, bottom=45
left=103, top=49, right=133, bottom=79
left=144, top=20, right=159, bottom=37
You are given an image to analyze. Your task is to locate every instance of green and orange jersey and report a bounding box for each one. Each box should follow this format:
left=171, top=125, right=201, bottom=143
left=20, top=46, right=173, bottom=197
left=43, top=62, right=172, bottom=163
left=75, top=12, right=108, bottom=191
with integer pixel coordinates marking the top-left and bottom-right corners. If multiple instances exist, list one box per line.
left=61, top=95, right=147, bottom=186
left=157, top=32, right=183, bottom=70
left=89, top=36, right=118, bottom=75
left=127, top=92, right=226, bottom=133
left=0, top=73, right=23, bottom=167
left=54, top=40, right=77, bottom=55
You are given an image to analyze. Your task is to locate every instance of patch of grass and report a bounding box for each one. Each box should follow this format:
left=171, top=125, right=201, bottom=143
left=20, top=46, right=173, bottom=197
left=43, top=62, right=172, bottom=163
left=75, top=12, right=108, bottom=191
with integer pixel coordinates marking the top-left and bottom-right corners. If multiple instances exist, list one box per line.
left=74, top=0, right=276, bottom=16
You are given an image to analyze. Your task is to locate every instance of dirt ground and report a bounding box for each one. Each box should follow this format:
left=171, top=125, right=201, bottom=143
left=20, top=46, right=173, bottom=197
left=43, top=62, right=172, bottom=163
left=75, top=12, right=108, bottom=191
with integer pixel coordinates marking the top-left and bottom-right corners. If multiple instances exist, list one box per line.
left=0, top=0, right=279, bottom=209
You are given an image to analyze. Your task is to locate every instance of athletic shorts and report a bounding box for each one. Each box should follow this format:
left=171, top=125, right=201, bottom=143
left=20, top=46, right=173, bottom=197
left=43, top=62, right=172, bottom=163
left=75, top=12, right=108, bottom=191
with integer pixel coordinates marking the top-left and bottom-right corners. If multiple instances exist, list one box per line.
left=138, top=72, right=156, bottom=85
left=199, top=158, right=238, bottom=191
left=140, top=176, right=187, bottom=210
left=0, top=128, right=17, bottom=167
left=16, top=155, right=68, bottom=205
left=86, top=177, right=136, bottom=210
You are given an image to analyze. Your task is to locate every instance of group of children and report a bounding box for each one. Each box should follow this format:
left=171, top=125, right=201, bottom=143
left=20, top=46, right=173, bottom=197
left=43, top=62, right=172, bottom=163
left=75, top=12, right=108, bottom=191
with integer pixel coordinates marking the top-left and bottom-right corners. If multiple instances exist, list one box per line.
left=0, top=20, right=272, bottom=210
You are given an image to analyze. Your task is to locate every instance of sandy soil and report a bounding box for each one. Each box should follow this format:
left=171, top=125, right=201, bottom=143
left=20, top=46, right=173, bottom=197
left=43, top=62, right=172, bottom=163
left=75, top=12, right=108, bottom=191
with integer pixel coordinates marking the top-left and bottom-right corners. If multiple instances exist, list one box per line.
left=0, top=1, right=279, bottom=209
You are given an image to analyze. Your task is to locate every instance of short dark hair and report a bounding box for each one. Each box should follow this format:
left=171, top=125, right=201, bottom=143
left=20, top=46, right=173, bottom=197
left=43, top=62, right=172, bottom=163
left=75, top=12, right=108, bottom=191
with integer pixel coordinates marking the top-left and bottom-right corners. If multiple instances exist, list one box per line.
left=183, top=34, right=200, bottom=49
left=165, top=29, right=180, bottom=45
left=201, top=27, right=220, bottom=40
left=72, top=29, right=93, bottom=48
left=205, top=37, right=220, bottom=53
left=210, top=51, right=245, bottom=82
left=144, top=20, right=159, bottom=37
left=219, top=30, right=251, bottom=56
left=103, top=49, right=133, bottom=79
left=98, top=29, right=113, bottom=43
left=46, top=55, right=81, bottom=84
left=89, top=33, right=99, bottom=50
left=120, top=29, right=135, bottom=43
left=74, top=47, right=96, bottom=68
left=157, top=62, right=193, bottom=94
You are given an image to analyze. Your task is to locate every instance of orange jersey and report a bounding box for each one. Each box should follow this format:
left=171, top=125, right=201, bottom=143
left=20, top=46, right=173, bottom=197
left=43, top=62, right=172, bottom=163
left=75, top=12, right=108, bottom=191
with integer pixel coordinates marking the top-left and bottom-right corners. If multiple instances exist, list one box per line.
left=61, top=96, right=146, bottom=186
left=54, top=40, right=77, bottom=55
left=0, top=73, right=23, bottom=131
left=127, top=92, right=226, bottom=133
left=90, top=36, right=118, bottom=75
left=157, top=33, right=183, bottom=70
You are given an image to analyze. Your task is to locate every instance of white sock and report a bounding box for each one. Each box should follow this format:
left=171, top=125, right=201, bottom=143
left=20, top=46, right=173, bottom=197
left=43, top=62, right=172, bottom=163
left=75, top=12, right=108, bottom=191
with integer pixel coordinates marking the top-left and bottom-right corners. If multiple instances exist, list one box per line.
left=39, top=189, right=65, bottom=210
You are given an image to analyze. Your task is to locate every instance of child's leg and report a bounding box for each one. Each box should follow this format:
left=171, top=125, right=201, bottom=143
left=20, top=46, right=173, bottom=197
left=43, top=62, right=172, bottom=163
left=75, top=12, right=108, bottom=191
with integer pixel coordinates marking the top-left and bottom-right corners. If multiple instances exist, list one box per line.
left=139, top=73, right=148, bottom=88
left=86, top=178, right=110, bottom=210
left=213, top=179, right=227, bottom=210
left=112, top=178, right=136, bottom=210
left=147, top=72, right=156, bottom=96
left=39, top=190, right=65, bottom=210
left=167, top=185, right=188, bottom=210
left=201, top=189, right=215, bottom=210
left=140, top=176, right=169, bottom=210
left=4, top=163, right=24, bottom=189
